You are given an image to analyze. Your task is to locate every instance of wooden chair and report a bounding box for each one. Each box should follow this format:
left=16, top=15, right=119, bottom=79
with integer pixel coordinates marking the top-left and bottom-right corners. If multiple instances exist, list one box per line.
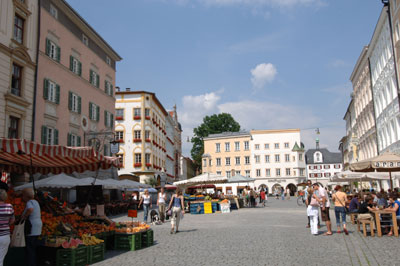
left=358, top=219, right=374, bottom=237
left=350, top=213, right=358, bottom=224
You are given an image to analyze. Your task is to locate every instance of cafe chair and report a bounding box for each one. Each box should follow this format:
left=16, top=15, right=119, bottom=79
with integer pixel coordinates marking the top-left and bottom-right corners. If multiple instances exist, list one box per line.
left=358, top=219, right=375, bottom=237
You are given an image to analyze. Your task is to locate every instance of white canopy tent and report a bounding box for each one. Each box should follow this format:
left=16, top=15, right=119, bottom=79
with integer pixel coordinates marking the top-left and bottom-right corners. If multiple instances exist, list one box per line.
left=15, top=173, right=82, bottom=190
left=173, top=172, right=228, bottom=187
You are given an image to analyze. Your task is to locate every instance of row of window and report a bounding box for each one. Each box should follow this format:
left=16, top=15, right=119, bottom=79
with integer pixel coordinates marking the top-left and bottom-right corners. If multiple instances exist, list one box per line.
left=117, top=153, right=165, bottom=169
left=254, top=142, right=290, bottom=150
left=254, top=168, right=305, bottom=177
left=204, top=154, right=303, bottom=167
left=215, top=141, right=293, bottom=153
left=115, top=130, right=165, bottom=147
left=204, top=156, right=251, bottom=167
left=115, top=108, right=165, bottom=129
left=309, top=173, right=336, bottom=178
left=308, top=164, right=341, bottom=170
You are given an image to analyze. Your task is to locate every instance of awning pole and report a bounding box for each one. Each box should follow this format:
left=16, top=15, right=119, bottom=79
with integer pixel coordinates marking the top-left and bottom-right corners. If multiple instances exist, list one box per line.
left=389, top=171, right=393, bottom=191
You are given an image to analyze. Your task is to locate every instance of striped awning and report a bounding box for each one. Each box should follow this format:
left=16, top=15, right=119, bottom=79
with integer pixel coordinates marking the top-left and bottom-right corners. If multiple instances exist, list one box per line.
left=0, top=138, right=120, bottom=175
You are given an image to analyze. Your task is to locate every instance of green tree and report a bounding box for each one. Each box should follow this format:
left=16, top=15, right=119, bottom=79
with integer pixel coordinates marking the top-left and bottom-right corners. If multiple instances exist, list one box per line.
left=191, top=113, right=241, bottom=172
left=144, top=177, right=158, bottom=188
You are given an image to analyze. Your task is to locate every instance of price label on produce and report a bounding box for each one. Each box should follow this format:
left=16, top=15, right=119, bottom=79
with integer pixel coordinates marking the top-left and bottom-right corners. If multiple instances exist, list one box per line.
left=128, top=210, right=137, bottom=218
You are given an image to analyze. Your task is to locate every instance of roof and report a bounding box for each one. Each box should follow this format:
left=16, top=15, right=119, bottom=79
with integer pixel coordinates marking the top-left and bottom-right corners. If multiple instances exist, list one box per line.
left=292, top=142, right=305, bottom=152
left=204, top=131, right=250, bottom=140
left=251, top=129, right=300, bottom=134
left=305, top=148, right=342, bottom=164
left=115, top=90, right=168, bottom=116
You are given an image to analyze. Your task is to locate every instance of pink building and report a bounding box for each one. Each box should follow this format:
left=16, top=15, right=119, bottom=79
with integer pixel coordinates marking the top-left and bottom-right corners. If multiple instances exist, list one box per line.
left=34, top=0, right=121, bottom=150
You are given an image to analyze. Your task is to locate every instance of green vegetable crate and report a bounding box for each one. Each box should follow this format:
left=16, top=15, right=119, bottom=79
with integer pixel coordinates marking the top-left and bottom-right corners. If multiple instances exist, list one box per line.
left=56, top=245, right=88, bottom=266
left=88, top=243, right=105, bottom=264
left=141, top=229, right=154, bottom=248
left=114, top=232, right=142, bottom=251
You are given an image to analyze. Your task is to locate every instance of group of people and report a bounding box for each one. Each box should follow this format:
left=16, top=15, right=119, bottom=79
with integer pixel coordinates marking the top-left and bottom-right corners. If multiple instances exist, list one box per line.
left=0, top=187, right=42, bottom=266
left=274, top=187, right=292, bottom=200
left=242, top=187, right=267, bottom=207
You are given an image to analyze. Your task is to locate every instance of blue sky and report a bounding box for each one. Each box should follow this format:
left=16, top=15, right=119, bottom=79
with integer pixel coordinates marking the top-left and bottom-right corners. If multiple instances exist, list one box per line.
left=67, top=0, right=383, bottom=156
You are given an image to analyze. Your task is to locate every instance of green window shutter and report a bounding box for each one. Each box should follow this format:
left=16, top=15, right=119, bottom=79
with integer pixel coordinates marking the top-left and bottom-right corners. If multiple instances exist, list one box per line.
left=68, top=91, right=72, bottom=110
left=78, top=61, right=82, bottom=76
left=96, top=105, right=100, bottom=122
left=56, top=46, right=61, bottom=62
left=110, top=84, right=113, bottom=97
left=96, top=74, right=100, bottom=88
left=78, top=96, right=82, bottom=114
left=41, top=126, right=47, bottom=144
left=110, top=114, right=114, bottom=128
left=104, top=111, right=107, bottom=127
left=77, top=136, right=81, bottom=147
left=43, top=79, right=49, bottom=100
left=46, top=39, right=50, bottom=56
left=67, top=133, right=71, bottom=146
left=55, top=84, right=60, bottom=104
left=89, top=70, right=93, bottom=84
left=54, top=129, right=59, bottom=145
left=89, top=102, right=93, bottom=120
left=69, top=56, right=74, bottom=71
left=104, top=80, right=108, bottom=94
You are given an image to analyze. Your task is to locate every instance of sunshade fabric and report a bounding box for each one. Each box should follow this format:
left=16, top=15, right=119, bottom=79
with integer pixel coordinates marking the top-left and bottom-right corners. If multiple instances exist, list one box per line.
left=173, top=172, right=227, bottom=186
left=350, top=153, right=400, bottom=172
left=0, top=139, right=120, bottom=175
left=227, top=174, right=255, bottom=183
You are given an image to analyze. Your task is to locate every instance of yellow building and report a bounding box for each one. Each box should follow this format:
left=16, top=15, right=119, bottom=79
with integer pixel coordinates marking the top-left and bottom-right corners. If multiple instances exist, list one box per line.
left=202, top=132, right=252, bottom=177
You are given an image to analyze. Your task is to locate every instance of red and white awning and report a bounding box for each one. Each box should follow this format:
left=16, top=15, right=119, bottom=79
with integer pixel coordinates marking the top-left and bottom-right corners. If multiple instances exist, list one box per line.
left=0, top=139, right=120, bottom=175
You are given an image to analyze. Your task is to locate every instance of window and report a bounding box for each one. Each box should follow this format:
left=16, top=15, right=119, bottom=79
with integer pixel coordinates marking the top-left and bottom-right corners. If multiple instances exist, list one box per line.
left=82, top=34, right=89, bottom=46
left=145, top=153, right=151, bottom=164
left=216, top=171, right=222, bottom=175
left=41, top=126, right=58, bottom=145
left=134, top=108, right=141, bottom=118
left=8, top=116, right=19, bottom=138
left=69, top=56, right=82, bottom=75
left=106, top=56, right=111, bottom=66
left=255, top=144, right=260, bottom=150
left=203, top=159, right=207, bottom=167
left=43, top=79, right=60, bottom=103
left=90, top=70, right=100, bottom=88
left=265, top=155, right=270, bottom=163
left=324, top=165, right=330, bottom=169
left=135, top=153, right=142, bottom=164
left=274, top=143, right=279, bottom=149
left=324, top=173, right=331, bottom=177
left=145, top=108, right=150, bottom=117
left=216, top=143, right=221, bottom=153
left=300, top=169, right=305, bottom=176
left=285, top=154, right=290, bottom=162
left=245, top=156, right=250, bottom=165
left=276, top=168, right=281, bottom=176
left=284, top=142, right=289, bottom=148
left=235, top=170, right=241, bottom=176
left=396, top=22, right=400, bottom=41
left=245, top=170, right=251, bottom=177
left=256, top=169, right=261, bottom=177
left=334, top=164, right=341, bottom=169
left=266, top=169, right=271, bottom=177
left=46, top=39, right=60, bottom=62
left=308, top=165, right=313, bottom=170
left=11, top=64, right=22, bottom=96
left=244, top=141, right=249, bottom=150
left=275, top=154, right=280, bottom=162
left=235, top=141, right=240, bottom=151
left=104, top=111, right=114, bottom=128
left=226, top=171, right=231, bottom=178
left=116, top=131, right=124, bottom=141
left=145, top=130, right=150, bottom=140
left=286, top=168, right=291, bottom=176
left=255, top=155, right=260, bottom=163
left=216, top=158, right=221, bottom=166
left=116, top=109, right=124, bottom=120
left=225, top=142, right=230, bottom=152
left=225, top=157, right=231, bottom=166
left=235, top=156, right=240, bottom=165
left=134, top=130, right=141, bottom=140
left=264, top=143, right=269, bottom=149
left=89, top=102, right=100, bottom=121
left=68, top=92, right=81, bottom=113
left=117, top=154, right=124, bottom=167
left=13, top=15, right=24, bottom=44
left=105, top=80, right=113, bottom=96
left=209, top=159, right=212, bottom=166
left=50, top=4, right=58, bottom=19
left=67, top=133, right=81, bottom=147
left=299, top=153, right=303, bottom=161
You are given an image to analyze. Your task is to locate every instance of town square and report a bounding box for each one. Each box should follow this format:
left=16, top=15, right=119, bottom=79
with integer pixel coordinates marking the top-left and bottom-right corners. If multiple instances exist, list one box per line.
left=0, top=0, right=400, bottom=265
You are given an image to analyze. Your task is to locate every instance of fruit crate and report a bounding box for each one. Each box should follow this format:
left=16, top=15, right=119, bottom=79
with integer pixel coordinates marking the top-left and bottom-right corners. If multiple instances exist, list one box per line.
left=141, top=229, right=154, bottom=248
left=114, top=233, right=142, bottom=251
left=88, top=243, right=105, bottom=264
left=56, top=245, right=88, bottom=266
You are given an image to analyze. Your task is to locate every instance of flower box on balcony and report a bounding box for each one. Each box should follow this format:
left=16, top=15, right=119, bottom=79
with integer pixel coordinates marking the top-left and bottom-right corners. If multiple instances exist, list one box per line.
left=134, top=163, right=142, bottom=167
left=145, top=116, right=150, bottom=120
left=133, top=139, right=142, bottom=143
left=118, top=139, right=124, bottom=143
left=116, top=116, right=124, bottom=120
left=134, top=116, right=141, bottom=120
left=145, top=163, right=152, bottom=167
left=145, top=139, right=151, bottom=143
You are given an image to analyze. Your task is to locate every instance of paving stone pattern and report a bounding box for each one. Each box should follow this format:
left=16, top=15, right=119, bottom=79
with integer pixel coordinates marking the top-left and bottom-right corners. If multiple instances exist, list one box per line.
left=95, top=199, right=400, bottom=266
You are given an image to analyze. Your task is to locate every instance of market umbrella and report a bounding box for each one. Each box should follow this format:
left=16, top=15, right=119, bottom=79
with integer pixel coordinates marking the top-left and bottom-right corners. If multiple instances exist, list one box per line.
left=14, top=173, right=81, bottom=190
left=173, top=172, right=227, bottom=187
left=118, top=179, right=150, bottom=189
left=350, top=152, right=400, bottom=189
left=226, top=174, right=255, bottom=183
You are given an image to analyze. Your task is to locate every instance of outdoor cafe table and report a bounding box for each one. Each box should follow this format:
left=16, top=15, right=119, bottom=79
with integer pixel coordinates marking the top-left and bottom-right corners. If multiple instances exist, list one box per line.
left=371, top=209, right=399, bottom=237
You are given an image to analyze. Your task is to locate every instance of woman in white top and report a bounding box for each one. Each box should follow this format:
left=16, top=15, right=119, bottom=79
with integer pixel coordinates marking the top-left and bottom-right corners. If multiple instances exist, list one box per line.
left=138, top=189, right=152, bottom=223
left=157, top=188, right=167, bottom=222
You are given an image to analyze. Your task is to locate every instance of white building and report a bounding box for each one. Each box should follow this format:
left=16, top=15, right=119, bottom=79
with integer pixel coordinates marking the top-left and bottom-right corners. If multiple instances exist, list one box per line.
left=369, top=7, right=400, bottom=154
left=250, top=129, right=306, bottom=195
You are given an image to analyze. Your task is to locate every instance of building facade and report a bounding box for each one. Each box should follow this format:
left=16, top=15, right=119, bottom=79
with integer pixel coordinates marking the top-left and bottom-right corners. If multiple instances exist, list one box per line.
left=34, top=0, right=121, bottom=149
left=305, top=148, right=343, bottom=187
left=341, top=99, right=358, bottom=170
left=115, top=90, right=180, bottom=184
left=0, top=0, right=39, bottom=140
left=350, top=46, right=378, bottom=162
left=250, top=129, right=306, bottom=194
left=179, top=156, right=195, bottom=181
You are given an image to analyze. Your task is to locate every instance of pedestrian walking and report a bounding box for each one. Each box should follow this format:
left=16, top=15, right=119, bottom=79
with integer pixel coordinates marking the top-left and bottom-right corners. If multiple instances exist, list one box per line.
left=305, top=180, right=320, bottom=228
left=0, top=189, right=14, bottom=266
left=281, top=187, right=285, bottom=200
left=332, top=185, right=348, bottom=235
left=157, top=188, right=167, bottom=223
left=313, top=183, right=332, bottom=236
left=286, top=187, right=291, bottom=200
left=306, top=188, right=319, bottom=235
left=167, top=188, right=185, bottom=234
left=138, top=189, right=152, bottom=223
left=260, top=189, right=266, bottom=207
left=275, top=188, right=279, bottom=199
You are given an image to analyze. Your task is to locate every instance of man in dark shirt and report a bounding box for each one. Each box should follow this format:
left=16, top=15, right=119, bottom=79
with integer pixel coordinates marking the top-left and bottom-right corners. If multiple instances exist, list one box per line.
left=358, top=196, right=375, bottom=221
left=349, top=194, right=360, bottom=213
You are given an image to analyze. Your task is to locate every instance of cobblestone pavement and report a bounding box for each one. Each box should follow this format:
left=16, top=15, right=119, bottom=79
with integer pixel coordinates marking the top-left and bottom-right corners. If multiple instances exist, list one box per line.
left=95, top=199, right=400, bottom=266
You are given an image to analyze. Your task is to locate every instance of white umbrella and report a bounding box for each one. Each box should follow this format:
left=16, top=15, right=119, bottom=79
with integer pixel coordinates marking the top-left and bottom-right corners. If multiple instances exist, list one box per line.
left=15, top=173, right=81, bottom=190
left=173, top=172, right=227, bottom=187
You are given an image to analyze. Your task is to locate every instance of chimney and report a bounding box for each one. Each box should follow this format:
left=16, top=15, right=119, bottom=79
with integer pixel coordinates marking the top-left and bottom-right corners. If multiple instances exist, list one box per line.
left=126, top=88, right=130, bottom=91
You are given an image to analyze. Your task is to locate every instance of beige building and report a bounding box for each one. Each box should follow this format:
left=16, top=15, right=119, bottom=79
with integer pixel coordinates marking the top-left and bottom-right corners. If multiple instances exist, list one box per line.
left=0, top=0, right=39, bottom=140
left=202, top=132, right=252, bottom=178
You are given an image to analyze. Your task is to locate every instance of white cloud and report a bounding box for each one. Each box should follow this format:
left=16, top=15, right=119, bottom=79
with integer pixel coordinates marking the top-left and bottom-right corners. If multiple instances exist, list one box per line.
left=250, top=63, right=277, bottom=89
